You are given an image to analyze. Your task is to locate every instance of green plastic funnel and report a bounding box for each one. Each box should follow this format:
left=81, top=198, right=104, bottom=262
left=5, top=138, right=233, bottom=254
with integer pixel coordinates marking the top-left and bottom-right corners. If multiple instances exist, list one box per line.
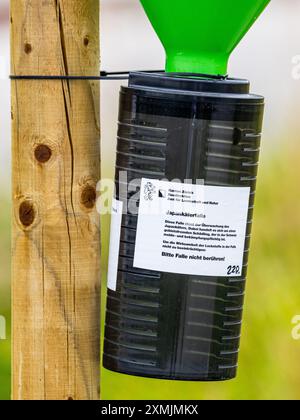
left=140, top=0, right=271, bottom=75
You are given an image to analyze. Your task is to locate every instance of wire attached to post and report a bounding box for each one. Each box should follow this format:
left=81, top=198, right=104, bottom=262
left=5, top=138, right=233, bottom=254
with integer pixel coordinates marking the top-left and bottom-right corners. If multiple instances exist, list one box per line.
left=10, top=70, right=228, bottom=81
left=10, top=70, right=164, bottom=81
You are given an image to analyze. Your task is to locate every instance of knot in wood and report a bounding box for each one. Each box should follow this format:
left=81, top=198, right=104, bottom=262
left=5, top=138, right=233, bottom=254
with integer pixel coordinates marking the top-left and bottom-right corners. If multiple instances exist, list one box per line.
left=19, top=201, right=35, bottom=227
left=34, top=144, right=52, bottom=163
left=24, top=43, right=32, bottom=54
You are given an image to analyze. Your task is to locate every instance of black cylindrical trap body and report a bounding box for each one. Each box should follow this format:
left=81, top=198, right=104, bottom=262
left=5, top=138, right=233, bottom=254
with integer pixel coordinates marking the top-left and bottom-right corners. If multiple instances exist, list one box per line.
left=103, top=72, right=265, bottom=381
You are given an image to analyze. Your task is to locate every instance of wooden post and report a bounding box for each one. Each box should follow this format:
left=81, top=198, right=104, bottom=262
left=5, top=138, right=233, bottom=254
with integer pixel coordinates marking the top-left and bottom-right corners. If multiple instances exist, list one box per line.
left=11, top=0, right=100, bottom=400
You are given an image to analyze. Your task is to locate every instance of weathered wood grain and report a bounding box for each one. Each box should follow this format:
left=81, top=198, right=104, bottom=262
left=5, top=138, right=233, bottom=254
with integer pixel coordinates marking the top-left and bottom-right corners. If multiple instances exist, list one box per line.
left=11, top=0, right=101, bottom=400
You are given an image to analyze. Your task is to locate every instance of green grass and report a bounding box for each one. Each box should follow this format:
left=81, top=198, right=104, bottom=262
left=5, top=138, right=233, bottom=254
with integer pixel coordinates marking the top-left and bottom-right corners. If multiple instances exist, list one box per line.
left=1, top=148, right=300, bottom=400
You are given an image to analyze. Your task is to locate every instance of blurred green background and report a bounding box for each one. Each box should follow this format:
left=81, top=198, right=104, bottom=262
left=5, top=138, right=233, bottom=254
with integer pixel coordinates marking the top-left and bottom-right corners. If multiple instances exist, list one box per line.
left=1, top=148, right=300, bottom=400
left=101, top=148, right=300, bottom=400
left=0, top=195, right=11, bottom=400
left=1, top=0, right=300, bottom=401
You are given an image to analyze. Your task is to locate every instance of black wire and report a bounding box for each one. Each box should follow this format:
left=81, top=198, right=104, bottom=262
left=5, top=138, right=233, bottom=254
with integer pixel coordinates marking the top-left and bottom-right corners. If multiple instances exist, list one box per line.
left=10, top=70, right=164, bottom=81
left=10, top=75, right=128, bottom=81
left=10, top=70, right=228, bottom=81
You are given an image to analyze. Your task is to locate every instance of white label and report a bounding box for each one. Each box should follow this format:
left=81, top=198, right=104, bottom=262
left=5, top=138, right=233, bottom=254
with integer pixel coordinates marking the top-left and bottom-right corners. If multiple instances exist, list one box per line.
left=107, top=198, right=123, bottom=291
left=133, top=179, right=250, bottom=278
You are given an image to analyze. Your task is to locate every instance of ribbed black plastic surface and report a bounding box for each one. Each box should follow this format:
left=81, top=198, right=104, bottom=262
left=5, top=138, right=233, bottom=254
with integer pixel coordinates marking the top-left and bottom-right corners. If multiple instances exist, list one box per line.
left=103, top=72, right=264, bottom=381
